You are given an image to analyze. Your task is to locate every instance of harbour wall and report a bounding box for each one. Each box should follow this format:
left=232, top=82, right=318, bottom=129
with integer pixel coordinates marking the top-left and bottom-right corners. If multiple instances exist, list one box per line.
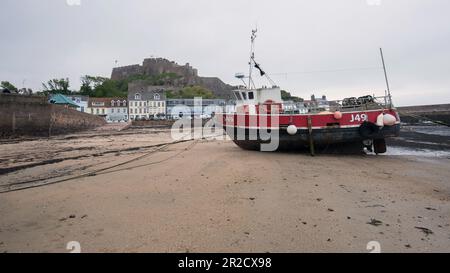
left=397, top=104, right=450, bottom=124
left=0, top=94, right=106, bottom=138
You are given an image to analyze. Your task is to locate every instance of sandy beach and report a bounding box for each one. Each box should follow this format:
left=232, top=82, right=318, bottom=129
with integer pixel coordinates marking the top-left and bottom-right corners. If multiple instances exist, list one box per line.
left=0, top=125, right=449, bottom=253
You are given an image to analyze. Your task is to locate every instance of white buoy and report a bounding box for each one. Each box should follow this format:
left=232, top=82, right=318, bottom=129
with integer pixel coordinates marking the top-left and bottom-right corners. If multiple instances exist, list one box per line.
left=383, top=114, right=397, bottom=126
left=287, top=125, right=297, bottom=135
left=376, top=114, right=384, bottom=127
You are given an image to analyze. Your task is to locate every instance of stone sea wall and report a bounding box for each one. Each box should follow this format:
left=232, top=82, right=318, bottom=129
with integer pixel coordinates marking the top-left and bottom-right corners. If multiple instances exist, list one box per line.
left=0, top=94, right=106, bottom=138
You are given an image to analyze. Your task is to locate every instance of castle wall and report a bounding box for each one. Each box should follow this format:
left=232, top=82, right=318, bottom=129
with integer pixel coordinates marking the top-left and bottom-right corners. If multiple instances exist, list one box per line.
left=111, top=64, right=144, bottom=81
left=110, top=58, right=234, bottom=99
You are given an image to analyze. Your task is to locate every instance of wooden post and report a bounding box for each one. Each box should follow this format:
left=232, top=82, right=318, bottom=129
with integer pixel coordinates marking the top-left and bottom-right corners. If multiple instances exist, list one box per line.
left=307, top=116, right=315, bottom=156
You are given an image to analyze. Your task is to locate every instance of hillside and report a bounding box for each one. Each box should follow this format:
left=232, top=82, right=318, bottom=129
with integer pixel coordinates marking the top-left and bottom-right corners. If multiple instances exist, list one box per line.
left=111, top=58, right=234, bottom=99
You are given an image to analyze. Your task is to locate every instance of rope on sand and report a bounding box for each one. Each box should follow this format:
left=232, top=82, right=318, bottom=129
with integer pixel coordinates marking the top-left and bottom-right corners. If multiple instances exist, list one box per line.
left=0, top=132, right=223, bottom=194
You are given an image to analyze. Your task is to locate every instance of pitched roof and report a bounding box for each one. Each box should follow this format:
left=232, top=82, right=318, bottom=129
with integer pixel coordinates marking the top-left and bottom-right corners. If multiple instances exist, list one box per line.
left=88, top=97, right=128, bottom=108
left=67, top=95, right=89, bottom=102
left=49, top=94, right=79, bottom=107
left=127, top=82, right=167, bottom=101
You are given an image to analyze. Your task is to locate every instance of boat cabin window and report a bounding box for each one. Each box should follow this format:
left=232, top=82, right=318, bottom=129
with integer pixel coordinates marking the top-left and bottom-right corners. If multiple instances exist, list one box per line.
left=248, top=91, right=254, bottom=100
left=241, top=92, right=247, bottom=100
left=233, top=91, right=242, bottom=101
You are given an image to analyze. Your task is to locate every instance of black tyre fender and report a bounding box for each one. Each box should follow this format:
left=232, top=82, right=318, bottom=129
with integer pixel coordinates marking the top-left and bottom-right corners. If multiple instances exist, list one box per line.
left=359, top=121, right=379, bottom=139
left=373, top=138, right=387, bottom=154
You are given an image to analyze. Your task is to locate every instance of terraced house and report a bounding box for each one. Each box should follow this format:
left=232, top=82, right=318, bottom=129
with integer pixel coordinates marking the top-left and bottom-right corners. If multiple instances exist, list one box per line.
left=128, top=84, right=166, bottom=120
left=88, top=97, right=128, bottom=122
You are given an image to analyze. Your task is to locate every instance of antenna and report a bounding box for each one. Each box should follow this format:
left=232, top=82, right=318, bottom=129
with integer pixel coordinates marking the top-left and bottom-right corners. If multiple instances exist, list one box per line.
left=235, top=73, right=247, bottom=87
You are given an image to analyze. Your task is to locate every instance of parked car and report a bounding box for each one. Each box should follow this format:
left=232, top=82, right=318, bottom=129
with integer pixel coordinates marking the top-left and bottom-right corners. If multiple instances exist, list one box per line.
left=154, top=113, right=166, bottom=120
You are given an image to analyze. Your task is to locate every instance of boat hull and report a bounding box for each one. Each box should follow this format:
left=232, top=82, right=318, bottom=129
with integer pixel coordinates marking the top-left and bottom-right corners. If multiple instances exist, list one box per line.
left=215, top=109, right=401, bottom=153
left=224, top=124, right=400, bottom=153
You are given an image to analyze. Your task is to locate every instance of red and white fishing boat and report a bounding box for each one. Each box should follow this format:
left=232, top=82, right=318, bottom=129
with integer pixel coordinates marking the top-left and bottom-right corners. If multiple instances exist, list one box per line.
left=215, top=29, right=400, bottom=154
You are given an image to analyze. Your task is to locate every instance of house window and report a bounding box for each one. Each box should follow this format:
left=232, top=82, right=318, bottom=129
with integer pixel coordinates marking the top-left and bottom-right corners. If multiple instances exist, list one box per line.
left=154, top=93, right=160, bottom=100
left=111, top=100, right=115, bottom=106
left=130, top=108, right=133, bottom=113
left=135, top=93, right=141, bottom=100
left=139, top=102, right=142, bottom=107
left=102, top=109, right=105, bottom=114
left=248, top=92, right=254, bottom=100
left=123, top=100, right=127, bottom=106
left=96, top=109, right=99, bottom=114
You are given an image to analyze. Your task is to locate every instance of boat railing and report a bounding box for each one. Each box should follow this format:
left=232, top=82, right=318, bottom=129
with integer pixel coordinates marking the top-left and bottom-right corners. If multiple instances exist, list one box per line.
left=290, top=95, right=394, bottom=114
left=214, top=95, right=394, bottom=115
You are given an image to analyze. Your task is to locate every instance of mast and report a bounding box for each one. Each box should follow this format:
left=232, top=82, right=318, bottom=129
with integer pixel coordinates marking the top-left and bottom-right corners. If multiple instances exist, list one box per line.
left=248, top=29, right=257, bottom=89
left=242, top=28, right=276, bottom=89
left=380, top=48, right=392, bottom=107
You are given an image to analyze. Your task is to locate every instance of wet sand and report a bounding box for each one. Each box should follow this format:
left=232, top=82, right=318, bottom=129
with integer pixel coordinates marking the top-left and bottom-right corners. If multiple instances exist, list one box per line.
left=0, top=126, right=449, bottom=252
left=386, top=125, right=450, bottom=152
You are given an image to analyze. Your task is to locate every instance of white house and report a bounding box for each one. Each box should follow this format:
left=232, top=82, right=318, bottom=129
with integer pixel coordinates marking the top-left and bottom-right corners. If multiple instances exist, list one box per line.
left=68, top=95, right=89, bottom=113
left=87, top=97, right=128, bottom=122
left=128, top=86, right=166, bottom=120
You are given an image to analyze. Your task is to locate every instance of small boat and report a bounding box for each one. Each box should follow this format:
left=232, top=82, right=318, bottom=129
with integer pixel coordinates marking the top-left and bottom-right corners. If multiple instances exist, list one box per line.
left=215, top=29, right=400, bottom=154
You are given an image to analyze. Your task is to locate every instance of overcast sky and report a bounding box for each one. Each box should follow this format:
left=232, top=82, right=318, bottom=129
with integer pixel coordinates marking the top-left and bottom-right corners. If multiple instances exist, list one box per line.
left=1, top=0, right=449, bottom=106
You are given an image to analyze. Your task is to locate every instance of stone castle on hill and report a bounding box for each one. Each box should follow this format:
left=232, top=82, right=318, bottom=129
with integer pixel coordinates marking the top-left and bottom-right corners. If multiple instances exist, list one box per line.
left=111, top=58, right=234, bottom=99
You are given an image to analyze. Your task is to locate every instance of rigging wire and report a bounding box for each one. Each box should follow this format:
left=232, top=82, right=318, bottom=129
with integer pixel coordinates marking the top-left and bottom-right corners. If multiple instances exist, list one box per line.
left=269, top=66, right=383, bottom=77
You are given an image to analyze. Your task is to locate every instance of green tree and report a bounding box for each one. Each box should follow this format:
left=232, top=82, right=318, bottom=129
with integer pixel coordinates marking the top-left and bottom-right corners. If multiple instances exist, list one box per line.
left=125, top=72, right=181, bottom=86
left=79, top=76, right=94, bottom=95
left=281, top=90, right=303, bottom=102
left=42, top=78, right=71, bottom=95
left=76, top=73, right=183, bottom=98
left=1, top=81, right=18, bottom=93
left=79, top=75, right=109, bottom=96
left=93, top=79, right=125, bottom=97
left=166, top=86, right=215, bottom=99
